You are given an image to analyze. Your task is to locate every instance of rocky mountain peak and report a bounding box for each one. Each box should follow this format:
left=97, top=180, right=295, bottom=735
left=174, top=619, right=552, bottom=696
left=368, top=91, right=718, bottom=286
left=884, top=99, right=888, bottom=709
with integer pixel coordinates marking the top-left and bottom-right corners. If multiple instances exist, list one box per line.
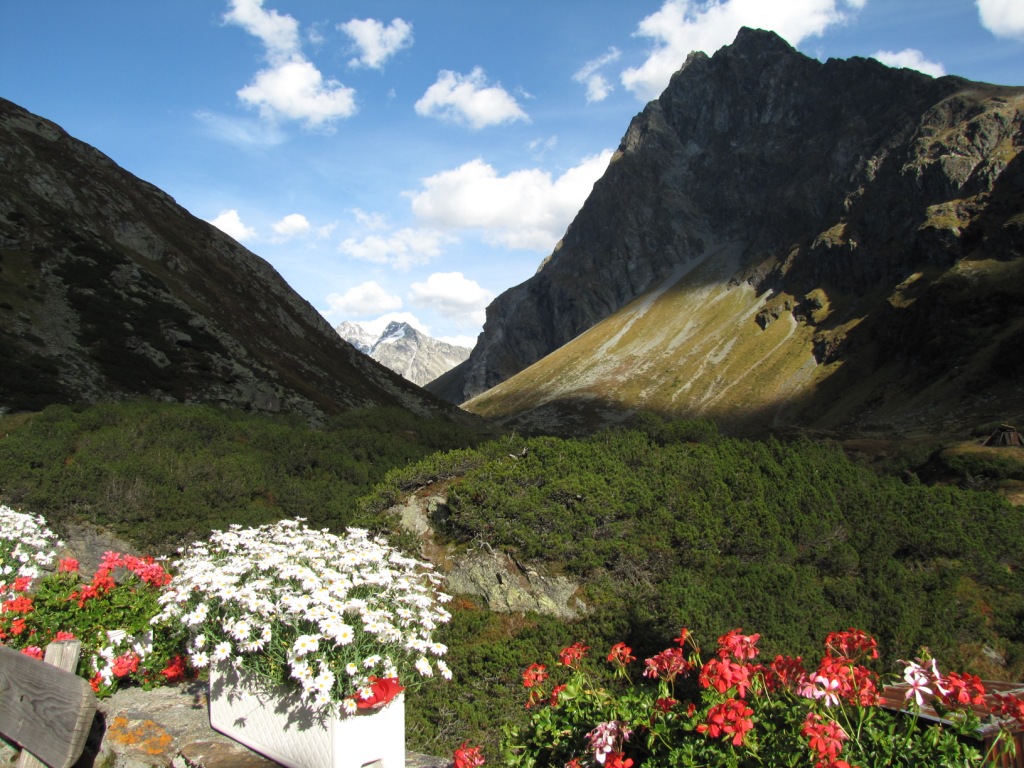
left=429, top=28, right=1024, bottom=437
left=335, top=321, right=470, bottom=388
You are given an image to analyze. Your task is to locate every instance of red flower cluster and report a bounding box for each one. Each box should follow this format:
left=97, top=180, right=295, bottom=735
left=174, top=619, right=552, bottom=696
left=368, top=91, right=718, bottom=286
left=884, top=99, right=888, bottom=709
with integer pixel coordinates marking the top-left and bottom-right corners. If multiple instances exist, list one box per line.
left=559, top=642, right=589, bottom=668
left=453, top=741, right=485, bottom=768
left=356, top=676, right=404, bottom=710
left=824, top=629, right=878, bottom=661
left=992, top=693, right=1024, bottom=729
left=699, top=657, right=752, bottom=698
left=941, top=671, right=986, bottom=708
left=607, top=642, right=635, bottom=668
left=20, top=646, right=43, bottom=660
left=801, top=712, right=848, bottom=762
left=717, top=629, right=760, bottom=661
left=696, top=698, right=755, bottom=746
left=523, top=662, right=548, bottom=688
left=111, top=652, right=141, bottom=678
left=643, top=646, right=692, bottom=682
left=550, top=684, right=567, bottom=707
left=160, top=655, right=187, bottom=683
left=604, top=752, right=633, bottom=768
left=70, top=552, right=173, bottom=608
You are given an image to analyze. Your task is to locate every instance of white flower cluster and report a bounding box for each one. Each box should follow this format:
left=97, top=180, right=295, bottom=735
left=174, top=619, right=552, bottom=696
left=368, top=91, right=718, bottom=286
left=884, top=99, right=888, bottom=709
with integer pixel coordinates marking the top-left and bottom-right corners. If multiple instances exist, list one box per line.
left=156, top=519, right=453, bottom=714
left=91, top=628, right=154, bottom=688
left=0, top=505, right=62, bottom=592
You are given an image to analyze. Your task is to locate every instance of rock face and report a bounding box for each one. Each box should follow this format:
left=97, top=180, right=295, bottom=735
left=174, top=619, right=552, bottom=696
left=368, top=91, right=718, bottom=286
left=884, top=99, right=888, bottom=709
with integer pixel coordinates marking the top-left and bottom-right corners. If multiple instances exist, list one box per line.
left=0, top=97, right=454, bottom=422
left=337, top=321, right=471, bottom=387
left=429, top=28, right=1024, bottom=437
left=391, top=493, right=586, bottom=621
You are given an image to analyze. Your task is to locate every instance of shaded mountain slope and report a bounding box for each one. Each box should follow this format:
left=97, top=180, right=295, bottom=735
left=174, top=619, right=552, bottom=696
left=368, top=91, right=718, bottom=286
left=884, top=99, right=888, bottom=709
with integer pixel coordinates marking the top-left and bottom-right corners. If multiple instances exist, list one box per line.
left=432, top=29, right=1024, bottom=437
left=0, top=97, right=456, bottom=422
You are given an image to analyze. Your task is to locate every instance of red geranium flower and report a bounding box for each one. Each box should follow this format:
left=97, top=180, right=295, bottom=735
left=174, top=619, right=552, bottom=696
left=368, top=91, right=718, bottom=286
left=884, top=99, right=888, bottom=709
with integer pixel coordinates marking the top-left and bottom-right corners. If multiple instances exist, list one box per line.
left=356, top=676, right=404, bottom=709
left=559, top=642, right=589, bottom=668
left=696, top=698, right=755, bottom=746
left=607, top=642, right=635, bottom=667
left=522, top=662, right=548, bottom=688
left=58, top=558, right=80, bottom=573
left=604, top=753, right=633, bottom=768
left=20, top=646, right=43, bottom=660
left=453, top=741, right=485, bottom=768
left=161, top=655, right=188, bottom=683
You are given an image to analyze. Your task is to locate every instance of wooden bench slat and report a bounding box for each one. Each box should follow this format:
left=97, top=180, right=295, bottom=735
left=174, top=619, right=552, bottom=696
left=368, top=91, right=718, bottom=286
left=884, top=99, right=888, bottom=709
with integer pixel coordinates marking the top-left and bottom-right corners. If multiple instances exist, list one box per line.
left=0, top=641, right=97, bottom=768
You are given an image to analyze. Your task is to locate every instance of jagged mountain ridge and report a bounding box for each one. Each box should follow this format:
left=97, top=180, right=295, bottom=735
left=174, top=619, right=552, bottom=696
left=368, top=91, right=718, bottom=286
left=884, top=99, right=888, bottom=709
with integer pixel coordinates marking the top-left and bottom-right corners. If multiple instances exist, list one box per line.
left=335, top=321, right=470, bottom=387
left=432, top=28, right=1024, bottom=437
left=0, top=97, right=457, bottom=422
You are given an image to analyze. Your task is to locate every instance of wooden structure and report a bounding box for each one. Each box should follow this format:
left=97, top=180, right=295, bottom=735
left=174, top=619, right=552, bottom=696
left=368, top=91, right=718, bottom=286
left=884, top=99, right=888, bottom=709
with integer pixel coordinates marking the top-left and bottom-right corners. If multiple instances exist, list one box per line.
left=880, top=681, right=1024, bottom=767
left=0, top=640, right=97, bottom=768
left=983, top=425, right=1024, bottom=447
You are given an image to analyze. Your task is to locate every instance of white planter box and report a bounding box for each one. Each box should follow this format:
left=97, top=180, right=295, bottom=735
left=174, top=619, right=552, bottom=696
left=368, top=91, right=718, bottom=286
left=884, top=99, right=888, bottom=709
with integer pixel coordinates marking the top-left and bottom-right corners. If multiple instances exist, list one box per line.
left=209, top=665, right=406, bottom=768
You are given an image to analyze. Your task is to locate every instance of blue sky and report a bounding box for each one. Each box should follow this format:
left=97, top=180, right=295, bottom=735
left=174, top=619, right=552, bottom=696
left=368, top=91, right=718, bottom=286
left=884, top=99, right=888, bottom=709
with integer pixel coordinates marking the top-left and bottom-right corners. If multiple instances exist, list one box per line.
left=2, top=1, right=1022, bottom=347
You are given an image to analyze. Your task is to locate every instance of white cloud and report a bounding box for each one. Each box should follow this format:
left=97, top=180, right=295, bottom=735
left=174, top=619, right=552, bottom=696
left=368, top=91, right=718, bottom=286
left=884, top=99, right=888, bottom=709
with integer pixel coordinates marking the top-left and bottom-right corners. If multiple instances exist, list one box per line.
left=194, top=110, right=286, bottom=147
left=237, top=59, right=357, bottom=126
left=225, top=0, right=357, bottom=127
left=977, top=0, right=1024, bottom=39
left=406, top=150, right=614, bottom=251
left=351, top=209, right=389, bottom=230
left=325, top=281, right=403, bottom=316
left=871, top=49, right=946, bottom=77
left=574, top=47, right=622, bottom=103
left=410, top=272, right=494, bottom=328
left=359, top=312, right=430, bottom=337
left=340, top=17, right=413, bottom=68
left=209, top=209, right=256, bottom=241
left=224, top=0, right=300, bottom=63
left=272, top=213, right=311, bottom=237
left=414, top=68, right=528, bottom=129
left=338, top=228, right=454, bottom=270
left=437, top=334, right=477, bottom=349
left=621, top=0, right=867, bottom=100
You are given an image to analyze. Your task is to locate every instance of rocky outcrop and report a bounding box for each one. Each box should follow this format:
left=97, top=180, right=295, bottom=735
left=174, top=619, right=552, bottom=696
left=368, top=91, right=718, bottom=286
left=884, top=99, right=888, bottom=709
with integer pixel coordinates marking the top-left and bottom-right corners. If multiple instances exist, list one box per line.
left=0, top=98, right=457, bottom=423
left=392, top=493, right=586, bottom=621
left=428, top=28, right=1024, bottom=420
left=337, top=321, right=471, bottom=388
left=444, top=548, right=586, bottom=620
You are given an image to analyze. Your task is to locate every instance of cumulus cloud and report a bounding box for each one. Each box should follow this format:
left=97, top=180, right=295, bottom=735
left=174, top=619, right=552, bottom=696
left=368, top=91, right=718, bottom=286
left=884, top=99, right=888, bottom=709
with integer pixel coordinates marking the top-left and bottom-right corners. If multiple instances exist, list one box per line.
left=573, top=47, right=622, bottom=103
left=224, top=0, right=357, bottom=127
left=237, top=59, right=357, bottom=126
left=977, top=0, right=1024, bottom=39
left=414, top=68, right=528, bottom=129
left=338, top=228, right=454, bottom=270
left=340, top=17, right=413, bottom=68
left=406, top=150, right=614, bottom=251
left=209, top=209, right=256, bottom=241
left=272, top=213, right=311, bottom=237
left=621, top=0, right=867, bottom=100
left=325, top=281, right=403, bottom=316
left=224, top=0, right=300, bottom=62
left=871, top=49, right=946, bottom=77
left=410, top=272, right=494, bottom=328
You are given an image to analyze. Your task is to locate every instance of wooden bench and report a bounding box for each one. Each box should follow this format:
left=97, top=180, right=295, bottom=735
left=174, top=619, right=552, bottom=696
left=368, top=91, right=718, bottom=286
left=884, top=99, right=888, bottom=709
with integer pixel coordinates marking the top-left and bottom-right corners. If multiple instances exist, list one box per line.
left=0, top=640, right=97, bottom=768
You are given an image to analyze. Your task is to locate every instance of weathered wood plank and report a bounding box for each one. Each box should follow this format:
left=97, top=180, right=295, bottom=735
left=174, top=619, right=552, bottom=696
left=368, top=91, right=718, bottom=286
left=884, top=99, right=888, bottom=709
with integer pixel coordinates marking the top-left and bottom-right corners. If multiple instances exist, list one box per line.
left=0, top=641, right=97, bottom=768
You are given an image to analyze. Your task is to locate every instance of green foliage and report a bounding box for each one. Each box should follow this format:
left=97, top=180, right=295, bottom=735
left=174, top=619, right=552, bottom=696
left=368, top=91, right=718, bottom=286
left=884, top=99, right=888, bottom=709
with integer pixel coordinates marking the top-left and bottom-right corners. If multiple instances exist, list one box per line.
left=391, top=424, right=1024, bottom=680
left=0, top=400, right=483, bottom=552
